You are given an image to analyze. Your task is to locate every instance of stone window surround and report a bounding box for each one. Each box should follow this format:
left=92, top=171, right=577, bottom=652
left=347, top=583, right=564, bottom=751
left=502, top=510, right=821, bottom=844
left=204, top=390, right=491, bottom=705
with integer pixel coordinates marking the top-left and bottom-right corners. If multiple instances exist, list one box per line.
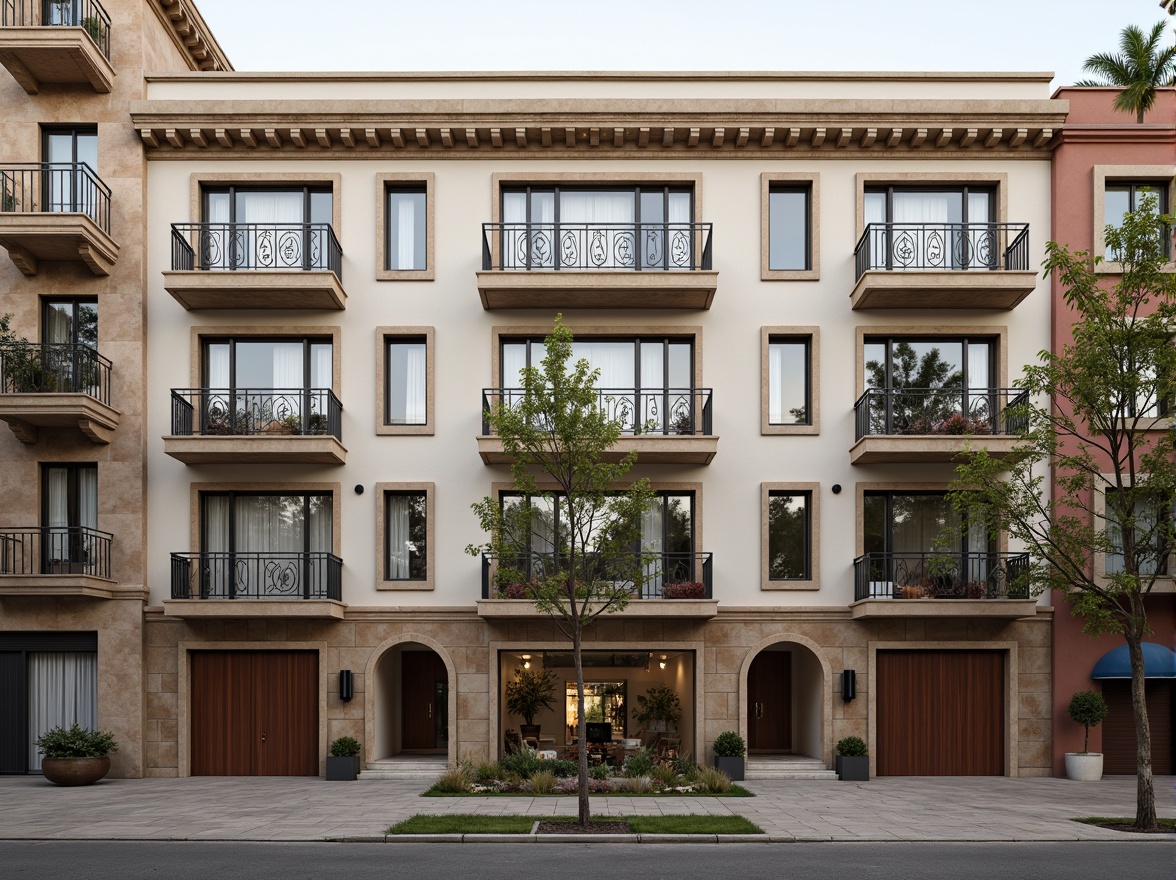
left=187, top=325, right=343, bottom=395
left=761, top=171, right=820, bottom=281
left=761, top=326, right=820, bottom=435
left=1092, top=473, right=1175, bottom=589
left=186, top=172, right=344, bottom=233
left=375, top=172, right=436, bottom=281
left=854, top=481, right=1009, bottom=556
left=1091, top=165, right=1176, bottom=274
left=375, top=326, right=435, bottom=436
left=186, top=481, right=343, bottom=555
left=853, top=171, right=1010, bottom=238
left=375, top=481, right=436, bottom=591
left=853, top=324, right=1009, bottom=400
left=760, top=482, right=820, bottom=591
left=487, top=171, right=704, bottom=224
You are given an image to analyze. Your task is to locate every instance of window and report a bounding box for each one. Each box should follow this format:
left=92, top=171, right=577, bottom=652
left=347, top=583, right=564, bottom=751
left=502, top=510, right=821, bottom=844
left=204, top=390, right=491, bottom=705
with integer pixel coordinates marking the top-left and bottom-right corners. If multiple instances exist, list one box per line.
left=386, top=186, right=427, bottom=270
left=566, top=681, right=626, bottom=737
left=864, top=491, right=989, bottom=557
left=376, top=482, right=434, bottom=589
left=42, top=126, right=98, bottom=218
left=200, top=185, right=333, bottom=270
left=43, top=299, right=96, bottom=348
left=760, top=482, right=819, bottom=590
left=863, top=185, right=996, bottom=270
left=1105, top=182, right=1171, bottom=261
left=377, top=327, right=434, bottom=435
left=1105, top=489, right=1168, bottom=577
left=767, top=336, right=811, bottom=426
left=39, top=299, right=101, bottom=395
left=768, top=186, right=810, bottom=271
left=41, top=463, right=97, bottom=573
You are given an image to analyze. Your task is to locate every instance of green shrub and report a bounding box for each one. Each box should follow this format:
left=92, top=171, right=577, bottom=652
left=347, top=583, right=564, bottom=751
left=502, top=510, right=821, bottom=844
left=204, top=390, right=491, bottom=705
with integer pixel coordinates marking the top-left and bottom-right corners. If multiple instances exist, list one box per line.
left=617, top=775, right=652, bottom=793
left=672, top=754, right=700, bottom=780
left=696, top=766, right=732, bottom=793
left=35, top=724, right=118, bottom=759
left=473, top=761, right=503, bottom=783
left=712, top=731, right=745, bottom=758
left=589, top=762, right=610, bottom=781
left=501, top=748, right=543, bottom=779
left=623, top=747, right=655, bottom=778
left=1068, top=690, right=1110, bottom=753
left=434, top=768, right=471, bottom=794
left=539, top=758, right=578, bottom=778
left=329, top=736, right=360, bottom=758
left=836, top=736, right=867, bottom=757
left=651, top=764, right=680, bottom=788
left=527, top=770, right=558, bottom=794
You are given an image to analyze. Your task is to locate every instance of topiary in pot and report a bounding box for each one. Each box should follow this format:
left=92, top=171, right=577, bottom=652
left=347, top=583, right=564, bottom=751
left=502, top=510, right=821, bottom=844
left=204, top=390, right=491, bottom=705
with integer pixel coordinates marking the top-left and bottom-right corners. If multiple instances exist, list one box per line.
left=712, top=730, right=745, bottom=781
left=326, top=735, right=361, bottom=780
left=505, top=665, right=557, bottom=740
left=35, top=723, right=118, bottom=786
left=835, top=735, right=869, bottom=781
left=635, top=684, right=681, bottom=733
left=1065, top=689, right=1109, bottom=781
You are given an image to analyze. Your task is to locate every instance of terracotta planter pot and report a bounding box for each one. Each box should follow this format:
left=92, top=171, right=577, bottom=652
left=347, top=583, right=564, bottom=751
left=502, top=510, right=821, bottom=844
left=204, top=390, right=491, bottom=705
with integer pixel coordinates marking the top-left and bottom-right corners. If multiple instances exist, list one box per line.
left=41, top=756, right=111, bottom=786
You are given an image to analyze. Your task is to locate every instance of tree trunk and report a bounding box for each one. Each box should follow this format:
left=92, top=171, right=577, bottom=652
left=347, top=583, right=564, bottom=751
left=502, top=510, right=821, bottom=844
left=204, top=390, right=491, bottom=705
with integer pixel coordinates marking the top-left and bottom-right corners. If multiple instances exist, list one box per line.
left=1125, top=632, right=1156, bottom=831
left=573, top=617, right=590, bottom=827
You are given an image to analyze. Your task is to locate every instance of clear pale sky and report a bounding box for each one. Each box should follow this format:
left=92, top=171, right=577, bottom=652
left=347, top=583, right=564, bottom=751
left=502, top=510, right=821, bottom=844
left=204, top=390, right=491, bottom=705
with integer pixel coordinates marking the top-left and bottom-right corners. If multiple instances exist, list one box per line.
left=192, top=0, right=1172, bottom=89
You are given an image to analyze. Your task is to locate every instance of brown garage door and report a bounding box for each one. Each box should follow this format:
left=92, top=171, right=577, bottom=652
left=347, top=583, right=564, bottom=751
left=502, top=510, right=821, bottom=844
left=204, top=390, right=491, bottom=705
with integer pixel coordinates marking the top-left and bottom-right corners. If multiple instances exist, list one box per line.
left=191, top=651, right=318, bottom=776
left=877, top=650, right=1004, bottom=776
left=1102, top=681, right=1173, bottom=776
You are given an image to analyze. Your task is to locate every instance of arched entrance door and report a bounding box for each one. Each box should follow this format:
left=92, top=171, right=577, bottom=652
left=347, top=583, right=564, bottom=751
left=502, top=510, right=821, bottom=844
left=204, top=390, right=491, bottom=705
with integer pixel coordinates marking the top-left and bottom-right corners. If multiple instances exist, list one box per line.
left=401, top=649, right=448, bottom=752
left=748, top=650, right=791, bottom=752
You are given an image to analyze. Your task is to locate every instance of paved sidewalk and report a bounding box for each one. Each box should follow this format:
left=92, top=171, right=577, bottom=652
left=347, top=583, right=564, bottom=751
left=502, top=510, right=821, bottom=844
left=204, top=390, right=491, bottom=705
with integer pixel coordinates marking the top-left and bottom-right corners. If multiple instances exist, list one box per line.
left=0, top=775, right=1172, bottom=842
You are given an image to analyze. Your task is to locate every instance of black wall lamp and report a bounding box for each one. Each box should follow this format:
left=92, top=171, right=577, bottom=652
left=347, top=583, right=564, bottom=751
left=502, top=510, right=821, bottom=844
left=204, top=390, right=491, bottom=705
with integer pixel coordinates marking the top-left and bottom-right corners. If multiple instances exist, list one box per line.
left=840, top=669, right=857, bottom=702
left=339, top=669, right=354, bottom=702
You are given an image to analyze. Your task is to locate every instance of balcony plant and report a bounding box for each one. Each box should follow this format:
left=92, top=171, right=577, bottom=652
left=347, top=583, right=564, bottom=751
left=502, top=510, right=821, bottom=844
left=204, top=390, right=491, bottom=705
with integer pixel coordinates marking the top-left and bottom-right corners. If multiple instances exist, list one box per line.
left=635, top=684, right=681, bottom=733
left=35, top=723, right=118, bottom=786
left=1065, top=690, right=1110, bottom=782
left=835, top=735, right=869, bottom=781
left=662, top=581, right=705, bottom=599
left=505, top=665, right=558, bottom=741
left=711, top=730, right=745, bottom=781
left=81, top=16, right=106, bottom=46
left=326, top=735, right=361, bottom=781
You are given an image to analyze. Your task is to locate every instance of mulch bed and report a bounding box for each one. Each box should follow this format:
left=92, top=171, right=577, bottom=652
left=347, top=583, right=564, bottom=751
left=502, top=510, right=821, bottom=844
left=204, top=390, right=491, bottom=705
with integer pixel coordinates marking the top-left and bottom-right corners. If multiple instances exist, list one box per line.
left=536, top=820, right=631, bottom=834
left=1087, top=822, right=1175, bottom=834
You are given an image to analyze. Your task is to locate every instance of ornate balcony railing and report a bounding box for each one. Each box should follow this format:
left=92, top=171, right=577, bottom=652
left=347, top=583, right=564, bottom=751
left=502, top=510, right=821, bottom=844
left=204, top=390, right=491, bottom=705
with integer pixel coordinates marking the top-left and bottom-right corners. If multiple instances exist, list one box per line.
left=481, top=221, right=712, bottom=271
left=854, top=222, right=1029, bottom=280
left=170, top=388, right=342, bottom=440
left=170, top=223, right=343, bottom=279
left=854, top=387, right=1029, bottom=441
left=0, top=526, right=112, bottom=578
left=482, top=551, right=712, bottom=600
left=170, top=551, right=342, bottom=601
left=0, top=343, right=111, bottom=404
left=0, top=163, right=111, bottom=232
left=853, top=551, right=1030, bottom=602
left=1, top=0, right=111, bottom=58
left=482, top=387, right=712, bottom=436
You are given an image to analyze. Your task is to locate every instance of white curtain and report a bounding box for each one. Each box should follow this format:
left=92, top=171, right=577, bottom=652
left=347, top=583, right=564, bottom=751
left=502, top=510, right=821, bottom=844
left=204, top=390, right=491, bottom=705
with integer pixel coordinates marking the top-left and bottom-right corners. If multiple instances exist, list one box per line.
left=768, top=343, right=806, bottom=425
left=272, top=343, right=303, bottom=424
left=204, top=495, right=229, bottom=553
left=641, top=501, right=664, bottom=596
left=502, top=192, right=555, bottom=268
left=308, top=496, right=332, bottom=553
left=46, top=469, right=69, bottom=530
left=312, top=346, right=332, bottom=390
left=397, top=197, right=417, bottom=269
left=78, top=467, right=97, bottom=531
left=238, top=192, right=304, bottom=268
left=386, top=495, right=412, bottom=578
left=560, top=192, right=634, bottom=224
left=403, top=342, right=426, bottom=425
left=28, top=653, right=97, bottom=771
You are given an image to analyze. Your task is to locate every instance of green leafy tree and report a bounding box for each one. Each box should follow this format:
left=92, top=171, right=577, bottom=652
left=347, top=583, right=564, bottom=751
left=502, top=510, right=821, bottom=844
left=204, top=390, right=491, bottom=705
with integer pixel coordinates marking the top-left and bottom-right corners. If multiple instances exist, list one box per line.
left=866, top=342, right=964, bottom=434
left=1077, top=22, right=1176, bottom=123
left=467, top=315, right=654, bottom=826
left=948, top=197, right=1176, bottom=831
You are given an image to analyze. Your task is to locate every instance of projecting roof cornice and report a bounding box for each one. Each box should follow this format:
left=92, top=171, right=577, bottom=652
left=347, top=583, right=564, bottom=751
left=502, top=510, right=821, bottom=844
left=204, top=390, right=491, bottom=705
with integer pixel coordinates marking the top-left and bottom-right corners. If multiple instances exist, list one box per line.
left=149, top=0, right=233, bottom=72
left=129, top=99, right=1067, bottom=157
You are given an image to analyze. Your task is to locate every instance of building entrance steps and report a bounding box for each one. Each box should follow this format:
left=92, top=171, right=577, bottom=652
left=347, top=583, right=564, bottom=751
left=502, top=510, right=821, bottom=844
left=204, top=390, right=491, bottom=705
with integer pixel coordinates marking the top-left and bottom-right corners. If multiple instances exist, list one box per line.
left=745, top=754, right=838, bottom=780
left=358, top=757, right=448, bottom=780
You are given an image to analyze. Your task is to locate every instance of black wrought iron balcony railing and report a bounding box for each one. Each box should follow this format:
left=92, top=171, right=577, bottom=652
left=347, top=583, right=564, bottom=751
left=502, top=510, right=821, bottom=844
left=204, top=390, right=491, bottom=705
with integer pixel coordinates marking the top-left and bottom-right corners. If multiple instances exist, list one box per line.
left=481, top=221, right=712, bottom=271
left=170, top=551, right=342, bottom=601
left=482, top=387, right=713, bottom=437
left=853, top=551, right=1030, bottom=602
left=854, top=222, right=1029, bottom=280
left=854, top=388, right=1029, bottom=441
left=0, top=163, right=111, bottom=233
left=0, top=343, right=112, bottom=404
left=481, top=551, right=713, bottom=601
left=0, top=526, right=112, bottom=578
left=169, top=388, right=342, bottom=440
left=1, top=0, right=111, bottom=58
left=170, top=223, right=344, bottom=280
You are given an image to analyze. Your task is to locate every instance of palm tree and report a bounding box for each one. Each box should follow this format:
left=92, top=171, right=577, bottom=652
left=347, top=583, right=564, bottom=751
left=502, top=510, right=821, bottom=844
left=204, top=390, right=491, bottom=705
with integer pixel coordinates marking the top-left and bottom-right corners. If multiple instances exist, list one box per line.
left=1076, top=22, right=1176, bottom=123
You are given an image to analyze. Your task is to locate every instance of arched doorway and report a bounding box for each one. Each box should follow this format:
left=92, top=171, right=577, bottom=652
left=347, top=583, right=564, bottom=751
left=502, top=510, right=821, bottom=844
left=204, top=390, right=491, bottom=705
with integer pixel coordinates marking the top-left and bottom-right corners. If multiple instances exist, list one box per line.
left=370, top=640, right=454, bottom=766
left=741, top=637, right=831, bottom=770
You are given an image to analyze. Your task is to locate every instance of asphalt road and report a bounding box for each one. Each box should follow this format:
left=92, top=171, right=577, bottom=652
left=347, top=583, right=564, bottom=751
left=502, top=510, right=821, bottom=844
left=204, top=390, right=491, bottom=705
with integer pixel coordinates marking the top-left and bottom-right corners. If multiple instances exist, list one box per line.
left=2, top=841, right=1173, bottom=880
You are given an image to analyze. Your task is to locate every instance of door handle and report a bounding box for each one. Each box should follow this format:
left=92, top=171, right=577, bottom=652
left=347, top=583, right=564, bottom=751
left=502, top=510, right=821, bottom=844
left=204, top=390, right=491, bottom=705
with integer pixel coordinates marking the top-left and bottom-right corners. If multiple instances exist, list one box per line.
left=755, top=702, right=764, bottom=720
left=427, top=702, right=432, bottom=720
left=261, top=730, right=267, bottom=743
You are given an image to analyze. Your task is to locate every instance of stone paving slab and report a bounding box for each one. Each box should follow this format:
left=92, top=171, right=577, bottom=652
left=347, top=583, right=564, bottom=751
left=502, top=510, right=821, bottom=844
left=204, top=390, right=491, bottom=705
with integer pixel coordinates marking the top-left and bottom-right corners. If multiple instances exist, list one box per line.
left=0, top=775, right=1172, bottom=843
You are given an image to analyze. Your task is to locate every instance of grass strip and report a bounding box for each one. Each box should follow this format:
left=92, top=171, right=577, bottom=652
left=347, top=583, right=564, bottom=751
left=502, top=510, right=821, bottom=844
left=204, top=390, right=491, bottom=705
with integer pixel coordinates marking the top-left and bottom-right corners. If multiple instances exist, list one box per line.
left=626, top=815, right=763, bottom=834
left=423, top=784, right=754, bottom=798
left=388, top=813, right=764, bottom=835
left=388, top=814, right=534, bottom=834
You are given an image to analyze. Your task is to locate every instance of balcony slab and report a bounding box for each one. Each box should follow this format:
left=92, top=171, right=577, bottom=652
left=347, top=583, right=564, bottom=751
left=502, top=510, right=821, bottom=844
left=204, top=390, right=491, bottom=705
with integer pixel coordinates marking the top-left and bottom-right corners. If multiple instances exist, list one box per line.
left=476, top=269, right=718, bottom=310
left=0, top=27, right=114, bottom=94
left=0, top=212, right=119, bottom=276
left=162, top=270, right=347, bottom=310
left=163, top=434, right=347, bottom=465
left=0, top=574, right=133, bottom=600
left=850, top=598, right=1039, bottom=619
left=163, top=599, right=346, bottom=619
left=0, top=393, right=119, bottom=444
left=850, top=270, right=1037, bottom=310
left=850, top=434, right=1020, bottom=465
left=478, top=434, right=718, bottom=465
left=477, top=599, right=718, bottom=619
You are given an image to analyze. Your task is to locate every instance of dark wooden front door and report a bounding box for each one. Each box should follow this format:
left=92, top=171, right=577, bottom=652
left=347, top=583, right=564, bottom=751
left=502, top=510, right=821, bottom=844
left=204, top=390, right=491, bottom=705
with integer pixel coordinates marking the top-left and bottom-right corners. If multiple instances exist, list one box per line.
left=401, top=651, right=448, bottom=751
left=877, top=650, right=1003, bottom=776
left=1102, top=680, right=1173, bottom=776
left=191, top=651, right=318, bottom=776
left=748, top=651, right=791, bottom=751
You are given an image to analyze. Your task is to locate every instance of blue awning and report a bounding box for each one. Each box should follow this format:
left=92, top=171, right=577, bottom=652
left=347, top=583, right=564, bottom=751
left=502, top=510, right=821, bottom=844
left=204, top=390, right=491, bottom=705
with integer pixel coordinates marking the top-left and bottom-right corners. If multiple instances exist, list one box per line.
left=1090, top=642, right=1176, bottom=679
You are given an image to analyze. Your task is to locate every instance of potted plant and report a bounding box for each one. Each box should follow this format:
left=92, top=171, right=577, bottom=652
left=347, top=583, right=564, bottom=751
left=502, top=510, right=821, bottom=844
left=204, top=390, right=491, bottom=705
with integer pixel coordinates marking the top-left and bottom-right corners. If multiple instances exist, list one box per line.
left=836, top=735, right=869, bottom=781
left=662, top=581, right=705, bottom=599
left=634, top=684, right=681, bottom=733
left=326, top=735, right=361, bottom=781
left=1065, top=689, right=1109, bottom=781
left=35, top=723, right=117, bottom=786
left=505, top=665, right=557, bottom=741
left=712, top=730, right=745, bottom=781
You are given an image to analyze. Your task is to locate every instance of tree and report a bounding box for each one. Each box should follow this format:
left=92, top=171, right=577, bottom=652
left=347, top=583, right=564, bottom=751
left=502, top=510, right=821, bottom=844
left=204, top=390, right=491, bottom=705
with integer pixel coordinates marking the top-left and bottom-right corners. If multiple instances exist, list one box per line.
left=467, top=315, right=654, bottom=827
left=1077, top=22, right=1176, bottom=123
left=948, top=196, right=1176, bottom=831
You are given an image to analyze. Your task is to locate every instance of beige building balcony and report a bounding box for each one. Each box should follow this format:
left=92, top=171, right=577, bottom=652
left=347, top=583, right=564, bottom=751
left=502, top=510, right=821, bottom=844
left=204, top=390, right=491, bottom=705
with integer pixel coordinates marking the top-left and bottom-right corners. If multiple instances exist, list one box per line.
left=0, top=163, right=118, bottom=276
left=849, top=387, right=1026, bottom=465
left=0, top=0, right=114, bottom=94
left=0, top=343, right=119, bottom=444
left=164, top=551, right=345, bottom=619
left=162, top=388, right=347, bottom=465
left=163, top=223, right=347, bottom=310
left=476, top=221, right=717, bottom=309
left=0, top=526, right=121, bottom=598
left=477, top=387, right=718, bottom=465
left=851, top=222, right=1036, bottom=310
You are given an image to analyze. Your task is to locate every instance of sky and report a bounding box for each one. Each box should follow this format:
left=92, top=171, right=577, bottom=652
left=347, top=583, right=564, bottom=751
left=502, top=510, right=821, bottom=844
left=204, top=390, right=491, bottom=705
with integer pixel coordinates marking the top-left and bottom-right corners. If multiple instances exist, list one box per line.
left=191, top=0, right=1174, bottom=89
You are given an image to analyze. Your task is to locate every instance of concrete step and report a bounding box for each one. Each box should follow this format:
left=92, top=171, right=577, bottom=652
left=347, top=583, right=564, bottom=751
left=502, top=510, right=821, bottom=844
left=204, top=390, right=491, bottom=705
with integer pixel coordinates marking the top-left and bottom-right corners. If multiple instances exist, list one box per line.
left=745, top=757, right=838, bottom=780
left=744, top=769, right=840, bottom=780
left=358, top=758, right=447, bottom=781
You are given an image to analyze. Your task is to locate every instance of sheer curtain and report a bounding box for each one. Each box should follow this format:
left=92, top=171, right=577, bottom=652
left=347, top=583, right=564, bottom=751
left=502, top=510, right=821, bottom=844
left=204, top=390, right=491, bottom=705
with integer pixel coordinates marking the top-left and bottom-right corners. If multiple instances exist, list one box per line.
left=386, top=495, right=412, bottom=578
left=402, top=342, right=426, bottom=425
left=893, top=192, right=955, bottom=269
left=667, top=192, right=692, bottom=268
left=78, top=467, right=98, bottom=570
left=237, top=191, right=304, bottom=268
left=272, top=342, right=304, bottom=424
left=502, top=192, right=555, bottom=268
left=562, top=192, right=634, bottom=268
left=574, top=341, right=635, bottom=430
left=397, top=197, right=417, bottom=269
left=640, top=501, right=664, bottom=597
left=28, top=653, right=97, bottom=771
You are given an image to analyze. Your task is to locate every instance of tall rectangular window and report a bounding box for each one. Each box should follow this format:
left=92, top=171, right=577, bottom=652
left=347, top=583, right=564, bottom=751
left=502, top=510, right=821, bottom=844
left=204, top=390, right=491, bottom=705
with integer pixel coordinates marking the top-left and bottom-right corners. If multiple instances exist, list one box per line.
left=767, top=490, right=810, bottom=580
left=768, top=186, right=810, bottom=271
left=385, top=491, right=428, bottom=581
left=1105, top=182, right=1171, bottom=260
left=767, top=336, right=811, bottom=425
left=1105, top=489, right=1167, bottom=576
left=385, top=337, right=428, bottom=425
left=387, top=186, right=427, bottom=270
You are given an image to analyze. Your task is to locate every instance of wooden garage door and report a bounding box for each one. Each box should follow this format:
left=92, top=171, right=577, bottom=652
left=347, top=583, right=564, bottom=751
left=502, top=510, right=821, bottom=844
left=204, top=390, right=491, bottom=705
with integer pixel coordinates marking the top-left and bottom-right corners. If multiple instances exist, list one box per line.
left=877, top=650, right=1004, bottom=776
left=1102, top=681, right=1173, bottom=776
left=191, top=651, right=318, bottom=776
